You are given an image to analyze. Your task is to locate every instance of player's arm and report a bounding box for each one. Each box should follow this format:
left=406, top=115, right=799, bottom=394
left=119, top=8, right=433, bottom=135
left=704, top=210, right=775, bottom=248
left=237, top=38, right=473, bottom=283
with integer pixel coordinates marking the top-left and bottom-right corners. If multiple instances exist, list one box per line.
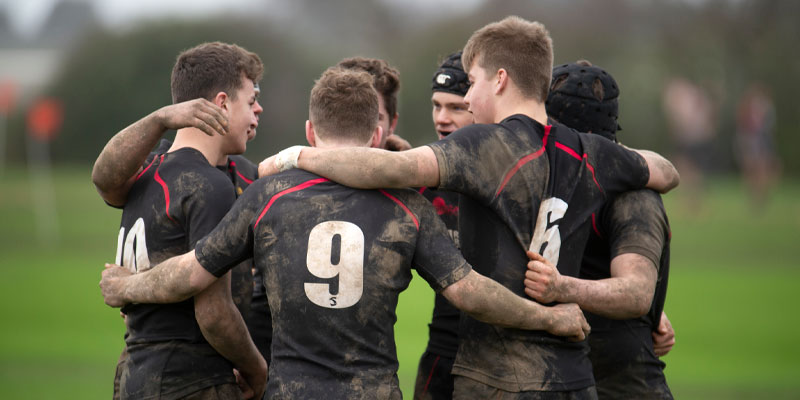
left=258, top=145, right=440, bottom=189
left=524, top=251, right=657, bottom=319
left=100, top=250, right=217, bottom=307
left=629, top=148, right=680, bottom=194
left=194, top=271, right=267, bottom=399
left=441, top=270, right=590, bottom=342
left=91, top=99, right=228, bottom=206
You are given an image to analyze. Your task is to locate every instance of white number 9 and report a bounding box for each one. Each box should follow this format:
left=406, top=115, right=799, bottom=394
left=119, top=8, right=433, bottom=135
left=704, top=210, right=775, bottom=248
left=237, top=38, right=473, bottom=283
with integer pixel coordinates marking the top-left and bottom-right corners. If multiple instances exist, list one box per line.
left=304, top=221, right=364, bottom=309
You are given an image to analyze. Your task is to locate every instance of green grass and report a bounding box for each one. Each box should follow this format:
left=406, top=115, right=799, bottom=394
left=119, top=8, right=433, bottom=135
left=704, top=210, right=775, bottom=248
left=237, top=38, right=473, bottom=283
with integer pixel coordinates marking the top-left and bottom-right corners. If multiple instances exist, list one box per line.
left=1, top=166, right=799, bottom=399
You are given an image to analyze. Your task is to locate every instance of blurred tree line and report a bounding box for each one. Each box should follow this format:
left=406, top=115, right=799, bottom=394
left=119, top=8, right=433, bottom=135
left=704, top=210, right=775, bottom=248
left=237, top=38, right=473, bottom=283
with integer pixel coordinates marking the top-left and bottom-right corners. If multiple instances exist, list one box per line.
left=3, top=0, right=798, bottom=176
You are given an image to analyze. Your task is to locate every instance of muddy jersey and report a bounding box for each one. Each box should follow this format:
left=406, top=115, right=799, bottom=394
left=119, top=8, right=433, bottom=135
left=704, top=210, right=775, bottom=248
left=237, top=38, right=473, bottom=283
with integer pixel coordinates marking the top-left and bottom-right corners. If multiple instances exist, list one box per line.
left=418, top=187, right=461, bottom=359
left=150, top=139, right=264, bottom=323
left=427, top=114, right=650, bottom=391
left=115, top=147, right=237, bottom=398
left=195, top=169, right=472, bottom=399
left=580, top=189, right=673, bottom=399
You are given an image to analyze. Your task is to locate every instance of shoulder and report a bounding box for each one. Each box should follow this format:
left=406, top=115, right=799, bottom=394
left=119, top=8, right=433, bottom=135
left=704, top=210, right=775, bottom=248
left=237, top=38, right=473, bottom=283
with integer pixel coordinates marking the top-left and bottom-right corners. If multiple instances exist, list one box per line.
left=605, top=189, right=668, bottom=229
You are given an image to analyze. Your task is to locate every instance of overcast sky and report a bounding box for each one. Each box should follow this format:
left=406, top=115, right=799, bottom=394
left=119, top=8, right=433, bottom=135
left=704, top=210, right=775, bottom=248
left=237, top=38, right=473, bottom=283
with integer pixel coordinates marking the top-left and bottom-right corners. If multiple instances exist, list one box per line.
left=1, top=0, right=485, bottom=38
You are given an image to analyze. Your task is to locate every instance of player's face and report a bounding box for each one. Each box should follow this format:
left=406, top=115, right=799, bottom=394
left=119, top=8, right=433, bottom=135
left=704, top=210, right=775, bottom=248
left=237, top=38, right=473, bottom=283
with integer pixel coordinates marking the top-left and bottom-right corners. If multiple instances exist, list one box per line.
left=377, top=95, right=393, bottom=147
left=464, top=61, right=496, bottom=125
left=431, top=91, right=473, bottom=139
left=225, top=78, right=262, bottom=155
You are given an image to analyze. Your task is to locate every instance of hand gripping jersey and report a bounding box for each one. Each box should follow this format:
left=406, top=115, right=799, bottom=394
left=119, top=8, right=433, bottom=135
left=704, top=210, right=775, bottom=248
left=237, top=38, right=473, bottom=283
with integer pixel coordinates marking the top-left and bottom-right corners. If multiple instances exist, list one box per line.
left=427, top=114, right=650, bottom=391
left=195, top=169, right=472, bottom=399
left=580, top=189, right=673, bottom=399
left=116, top=147, right=237, bottom=399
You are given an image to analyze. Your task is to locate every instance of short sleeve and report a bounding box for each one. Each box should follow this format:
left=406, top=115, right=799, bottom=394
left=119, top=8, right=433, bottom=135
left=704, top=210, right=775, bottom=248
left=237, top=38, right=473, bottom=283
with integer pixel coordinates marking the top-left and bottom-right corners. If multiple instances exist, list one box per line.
left=583, top=134, right=650, bottom=195
left=603, top=190, right=668, bottom=269
left=195, top=178, right=264, bottom=277
left=404, top=192, right=472, bottom=291
left=427, top=124, right=509, bottom=203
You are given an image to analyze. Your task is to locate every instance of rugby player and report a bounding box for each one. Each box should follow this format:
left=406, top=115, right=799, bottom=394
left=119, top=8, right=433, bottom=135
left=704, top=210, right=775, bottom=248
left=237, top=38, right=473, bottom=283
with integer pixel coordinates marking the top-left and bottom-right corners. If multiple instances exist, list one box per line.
left=92, top=42, right=266, bottom=399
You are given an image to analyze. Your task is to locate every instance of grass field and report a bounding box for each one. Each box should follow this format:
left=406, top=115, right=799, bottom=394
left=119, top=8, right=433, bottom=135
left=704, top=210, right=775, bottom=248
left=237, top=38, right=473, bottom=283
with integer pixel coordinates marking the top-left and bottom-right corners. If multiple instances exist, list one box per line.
left=1, top=166, right=799, bottom=399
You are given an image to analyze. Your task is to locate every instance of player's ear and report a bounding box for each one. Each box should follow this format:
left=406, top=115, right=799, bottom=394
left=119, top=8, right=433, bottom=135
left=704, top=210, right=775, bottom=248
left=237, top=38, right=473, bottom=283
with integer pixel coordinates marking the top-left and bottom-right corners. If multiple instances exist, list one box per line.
left=495, top=68, right=508, bottom=95
left=213, top=92, right=228, bottom=110
left=369, top=126, right=383, bottom=149
left=305, top=120, right=316, bottom=147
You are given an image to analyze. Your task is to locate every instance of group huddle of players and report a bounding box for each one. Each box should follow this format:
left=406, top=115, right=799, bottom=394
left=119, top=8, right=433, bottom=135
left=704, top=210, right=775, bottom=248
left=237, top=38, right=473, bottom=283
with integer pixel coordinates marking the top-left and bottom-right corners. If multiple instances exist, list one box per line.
left=96, top=15, right=678, bottom=400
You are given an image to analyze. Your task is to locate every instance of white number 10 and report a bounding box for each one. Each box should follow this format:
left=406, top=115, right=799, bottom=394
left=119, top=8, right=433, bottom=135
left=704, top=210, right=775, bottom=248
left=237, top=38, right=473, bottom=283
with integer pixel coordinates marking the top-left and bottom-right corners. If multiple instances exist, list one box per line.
left=304, top=221, right=364, bottom=309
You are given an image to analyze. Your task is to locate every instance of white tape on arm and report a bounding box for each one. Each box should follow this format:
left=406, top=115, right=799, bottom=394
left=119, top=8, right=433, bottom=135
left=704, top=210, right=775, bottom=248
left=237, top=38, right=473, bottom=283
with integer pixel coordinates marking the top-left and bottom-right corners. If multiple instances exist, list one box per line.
left=274, top=146, right=306, bottom=172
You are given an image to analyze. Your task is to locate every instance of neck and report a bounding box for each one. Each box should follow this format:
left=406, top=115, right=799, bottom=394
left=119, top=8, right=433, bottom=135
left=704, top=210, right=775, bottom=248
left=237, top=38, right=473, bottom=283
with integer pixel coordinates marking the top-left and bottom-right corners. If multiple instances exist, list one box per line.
left=314, top=135, right=372, bottom=149
left=170, top=128, right=228, bottom=166
left=494, top=96, right=548, bottom=126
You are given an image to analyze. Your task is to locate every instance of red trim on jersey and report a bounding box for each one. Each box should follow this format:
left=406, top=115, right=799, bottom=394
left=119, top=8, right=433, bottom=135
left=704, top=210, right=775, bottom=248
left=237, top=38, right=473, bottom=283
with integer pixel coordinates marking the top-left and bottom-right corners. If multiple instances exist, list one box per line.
left=591, top=213, right=602, bottom=237
left=136, top=157, right=157, bottom=181
left=418, top=187, right=428, bottom=194
left=495, top=125, right=551, bottom=197
left=555, top=142, right=603, bottom=193
left=152, top=155, right=175, bottom=223
left=229, top=161, right=254, bottom=184
left=254, top=178, right=329, bottom=228
left=421, top=354, right=441, bottom=398
left=585, top=160, right=602, bottom=193
left=556, top=141, right=581, bottom=160
left=379, top=189, right=419, bottom=230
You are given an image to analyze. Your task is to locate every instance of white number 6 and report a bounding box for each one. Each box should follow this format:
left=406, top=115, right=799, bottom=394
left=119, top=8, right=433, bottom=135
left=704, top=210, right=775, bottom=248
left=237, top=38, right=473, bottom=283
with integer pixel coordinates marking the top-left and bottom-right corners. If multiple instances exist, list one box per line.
left=305, top=221, right=364, bottom=309
left=529, top=197, right=568, bottom=266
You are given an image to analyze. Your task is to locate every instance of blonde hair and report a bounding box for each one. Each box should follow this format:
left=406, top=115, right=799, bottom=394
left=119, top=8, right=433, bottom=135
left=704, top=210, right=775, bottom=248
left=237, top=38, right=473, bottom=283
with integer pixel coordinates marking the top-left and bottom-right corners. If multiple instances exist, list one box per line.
left=463, top=16, right=553, bottom=102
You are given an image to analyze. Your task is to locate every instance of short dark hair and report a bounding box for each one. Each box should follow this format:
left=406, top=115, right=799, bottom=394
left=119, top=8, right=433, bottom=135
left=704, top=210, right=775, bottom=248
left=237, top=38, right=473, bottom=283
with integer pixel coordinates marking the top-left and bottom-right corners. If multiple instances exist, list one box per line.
left=171, top=42, right=263, bottom=104
left=309, top=67, right=379, bottom=143
left=336, top=57, right=400, bottom=118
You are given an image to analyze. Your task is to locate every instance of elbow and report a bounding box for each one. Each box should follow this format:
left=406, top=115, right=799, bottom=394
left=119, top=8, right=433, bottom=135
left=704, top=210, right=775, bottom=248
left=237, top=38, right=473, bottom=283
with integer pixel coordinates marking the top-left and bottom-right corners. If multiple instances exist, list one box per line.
left=662, top=167, right=680, bottom=194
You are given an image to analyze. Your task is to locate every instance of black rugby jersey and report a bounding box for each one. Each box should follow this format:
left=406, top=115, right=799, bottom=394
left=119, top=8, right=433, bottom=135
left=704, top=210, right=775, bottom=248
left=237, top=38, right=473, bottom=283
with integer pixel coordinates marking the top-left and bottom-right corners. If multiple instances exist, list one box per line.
left=419, top=187, right=461, bottom=359
left=119, top=147, right=237, bottom=344
left=580, top=189, right=673, bottom=399
left=116, top=147, right=237, bottom=399
left=427, top=114, right=650, bottom=391
left=195, top=169, right=472, bottom=399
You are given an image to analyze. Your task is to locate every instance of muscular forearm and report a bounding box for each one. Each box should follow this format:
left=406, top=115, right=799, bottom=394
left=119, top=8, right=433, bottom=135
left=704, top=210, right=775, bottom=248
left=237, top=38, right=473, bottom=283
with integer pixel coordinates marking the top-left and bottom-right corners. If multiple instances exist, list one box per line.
left=443, top=271, right=550, bottom=331
left=122, top=251, right=211, bottom=304
left=91, top=110, right=168, bottom=205
left=635, top=149, right=680, bottom=194
left=296, top=146, right=438, bottom=189
left=195, top=274, right=267, bottom=388
left=558, top=254, right=656, bottom=319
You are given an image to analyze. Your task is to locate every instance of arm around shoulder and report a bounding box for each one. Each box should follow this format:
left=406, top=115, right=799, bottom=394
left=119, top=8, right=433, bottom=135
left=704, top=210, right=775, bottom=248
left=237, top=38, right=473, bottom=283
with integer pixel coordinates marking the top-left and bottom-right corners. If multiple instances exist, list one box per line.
left=634, top=149, right=680, bottom=194
left=288, top=145, right=440, bottom=189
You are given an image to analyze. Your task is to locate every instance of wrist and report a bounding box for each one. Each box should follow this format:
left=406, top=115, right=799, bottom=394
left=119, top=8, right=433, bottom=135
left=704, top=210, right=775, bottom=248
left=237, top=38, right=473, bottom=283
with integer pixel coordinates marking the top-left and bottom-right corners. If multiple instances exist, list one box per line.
left=274, top=146, right=307, bottom=172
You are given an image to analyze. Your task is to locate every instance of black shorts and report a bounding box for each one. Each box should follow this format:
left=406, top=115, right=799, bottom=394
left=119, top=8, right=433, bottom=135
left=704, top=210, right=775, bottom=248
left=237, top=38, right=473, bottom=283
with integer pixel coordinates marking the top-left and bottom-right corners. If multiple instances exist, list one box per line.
left=452, top=376, right=597, bottom=400
left=121, top=341, right=236, bottom=400
left=414, top=351, right=455, bottom=400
